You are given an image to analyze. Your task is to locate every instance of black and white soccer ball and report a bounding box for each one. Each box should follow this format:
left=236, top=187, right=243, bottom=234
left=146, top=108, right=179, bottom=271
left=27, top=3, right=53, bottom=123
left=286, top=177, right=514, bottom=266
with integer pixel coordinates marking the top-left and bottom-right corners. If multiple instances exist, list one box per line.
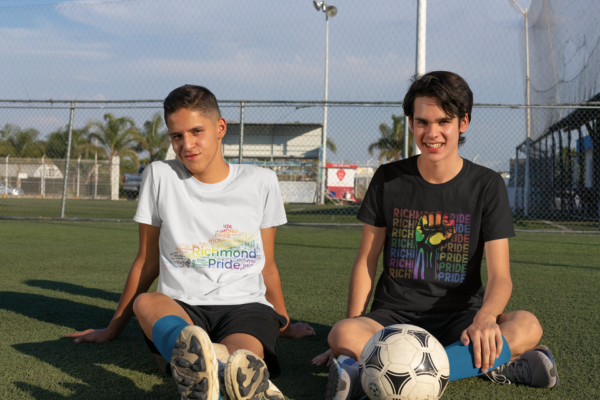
left=359, top=324, right=450, bottom=400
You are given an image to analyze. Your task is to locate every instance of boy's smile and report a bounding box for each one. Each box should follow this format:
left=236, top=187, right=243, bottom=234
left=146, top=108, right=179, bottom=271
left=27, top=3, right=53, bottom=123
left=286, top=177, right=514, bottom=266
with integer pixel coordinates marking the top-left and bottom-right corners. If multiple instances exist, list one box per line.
left=167, top=108, right=229, bottom=184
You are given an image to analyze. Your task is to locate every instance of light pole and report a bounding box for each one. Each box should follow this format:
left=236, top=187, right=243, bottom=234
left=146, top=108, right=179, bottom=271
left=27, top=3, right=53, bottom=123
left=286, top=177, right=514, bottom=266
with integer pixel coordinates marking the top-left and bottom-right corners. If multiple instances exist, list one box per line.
left=511, top=0, right=531, bottom=217
left=411, top=0, right=427, bottom=156
left=313, top=1, right=337, bottom=205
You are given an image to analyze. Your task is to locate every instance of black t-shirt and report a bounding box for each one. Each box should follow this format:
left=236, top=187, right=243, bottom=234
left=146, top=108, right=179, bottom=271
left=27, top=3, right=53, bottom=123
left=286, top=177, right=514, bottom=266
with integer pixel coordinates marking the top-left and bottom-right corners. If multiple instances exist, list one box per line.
left=357, top=156, right=515, bottom=313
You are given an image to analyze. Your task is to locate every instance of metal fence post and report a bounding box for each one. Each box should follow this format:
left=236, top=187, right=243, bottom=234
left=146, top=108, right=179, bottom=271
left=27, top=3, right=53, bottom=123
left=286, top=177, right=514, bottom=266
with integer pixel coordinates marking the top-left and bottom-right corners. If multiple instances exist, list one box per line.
left=60, top=101, right=75, bottom=218
left=403, top=115, right=410, bottom=159
left=239, top=101, right=245, bottom=164
left=513, top=148, right=519, bottom=212
left=94, top=152, right=98, bottom=200
left=76, top=156, right=81, bottom=199
left=4, top=155, right=8, bottom=198
left=110, top=155, right=120, bottom=201
left=41, top=155, right=45, bottom=199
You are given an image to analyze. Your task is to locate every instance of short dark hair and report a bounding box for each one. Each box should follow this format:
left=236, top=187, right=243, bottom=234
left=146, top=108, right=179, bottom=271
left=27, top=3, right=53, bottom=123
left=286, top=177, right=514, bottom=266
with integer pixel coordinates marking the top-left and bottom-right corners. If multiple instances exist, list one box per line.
left=403, top=71, right=473, bottom=145
left=163, top=85, right=221, bottom=123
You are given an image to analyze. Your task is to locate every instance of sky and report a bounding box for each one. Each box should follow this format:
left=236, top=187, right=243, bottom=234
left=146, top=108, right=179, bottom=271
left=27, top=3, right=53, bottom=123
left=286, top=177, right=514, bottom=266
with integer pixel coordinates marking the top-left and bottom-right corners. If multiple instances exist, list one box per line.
left=0, top=0, right=535, bottom=170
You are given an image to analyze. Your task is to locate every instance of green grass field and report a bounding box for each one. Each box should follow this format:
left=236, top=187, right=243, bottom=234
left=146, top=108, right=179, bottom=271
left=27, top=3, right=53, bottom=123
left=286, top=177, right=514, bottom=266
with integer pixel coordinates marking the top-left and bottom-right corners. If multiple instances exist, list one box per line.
left=1, top=220, right=599, bottom=399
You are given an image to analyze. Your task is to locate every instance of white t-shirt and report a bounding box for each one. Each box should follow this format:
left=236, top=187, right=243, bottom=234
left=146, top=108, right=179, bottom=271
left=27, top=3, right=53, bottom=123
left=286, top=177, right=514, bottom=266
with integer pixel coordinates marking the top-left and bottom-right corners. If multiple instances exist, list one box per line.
left=133, top=160, right=287, bottom=307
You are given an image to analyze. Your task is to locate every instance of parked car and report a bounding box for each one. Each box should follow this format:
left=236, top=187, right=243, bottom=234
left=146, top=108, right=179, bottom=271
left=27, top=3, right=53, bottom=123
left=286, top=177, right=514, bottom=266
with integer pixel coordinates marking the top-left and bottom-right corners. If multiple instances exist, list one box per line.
left=122, top=165, right=147, bottom=200
left=0, top=183, right=24, bottom=195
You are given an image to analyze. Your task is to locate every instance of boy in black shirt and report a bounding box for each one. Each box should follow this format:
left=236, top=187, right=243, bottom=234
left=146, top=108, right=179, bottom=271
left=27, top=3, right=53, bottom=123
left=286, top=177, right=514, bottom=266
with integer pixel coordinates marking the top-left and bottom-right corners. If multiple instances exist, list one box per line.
left=313, top=71, right=558, bottom=399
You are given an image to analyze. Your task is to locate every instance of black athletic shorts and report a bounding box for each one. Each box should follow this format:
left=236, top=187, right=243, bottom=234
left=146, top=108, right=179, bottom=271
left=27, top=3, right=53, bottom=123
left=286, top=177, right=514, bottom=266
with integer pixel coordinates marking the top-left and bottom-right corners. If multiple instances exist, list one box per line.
left=364, top=307, right=479, bottom=347
left=143, top=301, right=288, bottom=378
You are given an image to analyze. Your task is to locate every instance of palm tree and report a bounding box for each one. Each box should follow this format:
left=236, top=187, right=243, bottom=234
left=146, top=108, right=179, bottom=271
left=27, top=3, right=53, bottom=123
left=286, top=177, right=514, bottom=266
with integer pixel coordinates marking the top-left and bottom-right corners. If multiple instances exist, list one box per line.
left=0, top=124, right=45, bottom=158
left=87, top=113, right=140, bottom=163
left=327, top=138, right=337, bottom=154
left=86, top=113, right=140, bottom=187
left=46, top=125, right=93, bottom=159
left=0, top=124, right=46, bottom=188
left=368, top=115, right=413, bottom=163
left=135, top=112, right=169, bottom=162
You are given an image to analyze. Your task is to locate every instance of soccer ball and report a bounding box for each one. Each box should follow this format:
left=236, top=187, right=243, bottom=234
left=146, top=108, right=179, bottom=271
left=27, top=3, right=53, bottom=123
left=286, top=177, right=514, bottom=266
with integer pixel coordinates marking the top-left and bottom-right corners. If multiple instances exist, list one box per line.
left=359, top=324, right=450, bottom=400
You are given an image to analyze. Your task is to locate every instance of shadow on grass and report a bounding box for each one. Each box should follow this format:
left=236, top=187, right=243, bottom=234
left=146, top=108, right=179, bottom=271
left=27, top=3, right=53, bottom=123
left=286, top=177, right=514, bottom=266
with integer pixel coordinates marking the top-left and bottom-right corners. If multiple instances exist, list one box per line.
left=274, top=320, right=332, bottom=399
left=12, top=339, right=175, bottom=400
left=24, top=280, right=121, bottom=303
left=0, top=291, right=116, bottom=330
left=511, top=260, right=600, bottom=271
left=276, top=242, right=358, bottom=251
left=37, top=220, right=137, bottom=232
left=2, top=291, right=334, bottom=399
left=514, top=238, right=600, bottom=247
left=2, top=291, right=175, bottom=399
left=287, top=207, right=360, bottom=217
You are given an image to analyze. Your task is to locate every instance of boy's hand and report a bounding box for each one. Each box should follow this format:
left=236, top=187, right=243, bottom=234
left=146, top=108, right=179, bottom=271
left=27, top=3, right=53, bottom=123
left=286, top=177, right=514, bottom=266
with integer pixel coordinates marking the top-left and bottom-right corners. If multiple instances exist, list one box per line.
left=312, top=348, right=334, bottom=366
left=460, top=314, right=503, bottom=373
left=279, top=321, right=315, bottom=339
left=65, top=327, right=117, bottom=343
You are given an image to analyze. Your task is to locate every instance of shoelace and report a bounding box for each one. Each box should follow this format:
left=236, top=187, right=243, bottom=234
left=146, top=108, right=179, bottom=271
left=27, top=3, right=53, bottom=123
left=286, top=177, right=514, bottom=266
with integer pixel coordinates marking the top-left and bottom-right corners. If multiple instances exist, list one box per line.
left=488, top=359, right=531, bottom=385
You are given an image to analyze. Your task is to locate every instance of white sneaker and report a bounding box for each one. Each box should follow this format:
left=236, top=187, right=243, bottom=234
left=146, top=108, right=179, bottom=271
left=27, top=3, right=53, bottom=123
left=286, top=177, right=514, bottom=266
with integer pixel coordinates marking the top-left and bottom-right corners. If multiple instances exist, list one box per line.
left=223, top=349, right=284, bottom=400
left=170, top=326, right=220, bottom=400
left=326, top=356, right=366, bottom=400
left=486, top=345, right=559, bottom=388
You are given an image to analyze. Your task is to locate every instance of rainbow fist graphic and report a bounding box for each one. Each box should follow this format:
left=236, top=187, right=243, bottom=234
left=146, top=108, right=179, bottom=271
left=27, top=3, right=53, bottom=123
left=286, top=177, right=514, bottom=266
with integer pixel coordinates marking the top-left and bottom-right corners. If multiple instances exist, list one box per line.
left=414, top=212, right=456, bottom=280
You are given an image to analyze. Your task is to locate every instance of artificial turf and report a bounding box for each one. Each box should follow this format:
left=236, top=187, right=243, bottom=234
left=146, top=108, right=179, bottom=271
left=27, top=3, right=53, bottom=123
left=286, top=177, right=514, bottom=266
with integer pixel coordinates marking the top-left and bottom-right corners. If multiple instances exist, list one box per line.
left=3, top=198, right=599, bottom=231
left=0, top=220, right=598, bottom=399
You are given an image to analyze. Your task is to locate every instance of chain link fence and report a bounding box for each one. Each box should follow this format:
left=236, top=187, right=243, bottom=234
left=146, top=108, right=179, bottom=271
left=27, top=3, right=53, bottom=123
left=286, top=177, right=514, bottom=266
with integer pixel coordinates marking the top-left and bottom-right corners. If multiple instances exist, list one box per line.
left=1, top=0, right=598, bottom=232
left=1, top=100, right=598, bottom=231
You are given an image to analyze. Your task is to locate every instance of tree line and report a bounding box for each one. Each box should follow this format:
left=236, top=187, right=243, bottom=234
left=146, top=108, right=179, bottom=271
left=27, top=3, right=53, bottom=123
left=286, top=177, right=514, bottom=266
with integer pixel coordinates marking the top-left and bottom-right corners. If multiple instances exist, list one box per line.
left=1, top=111, right=410, bottom=166
left=0, top=112, right=169, bottom=165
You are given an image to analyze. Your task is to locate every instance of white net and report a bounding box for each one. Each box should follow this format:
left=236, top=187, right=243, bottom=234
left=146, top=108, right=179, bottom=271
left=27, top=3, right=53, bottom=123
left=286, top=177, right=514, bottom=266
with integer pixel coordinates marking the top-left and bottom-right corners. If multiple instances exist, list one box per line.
left=528, top=0, right=600, bottom=139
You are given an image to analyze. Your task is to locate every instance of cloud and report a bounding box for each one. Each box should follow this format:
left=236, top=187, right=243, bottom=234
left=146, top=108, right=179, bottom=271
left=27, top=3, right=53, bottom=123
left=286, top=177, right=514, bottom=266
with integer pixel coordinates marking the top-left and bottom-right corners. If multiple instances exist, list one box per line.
left=0, top=26, right=112, bottom=60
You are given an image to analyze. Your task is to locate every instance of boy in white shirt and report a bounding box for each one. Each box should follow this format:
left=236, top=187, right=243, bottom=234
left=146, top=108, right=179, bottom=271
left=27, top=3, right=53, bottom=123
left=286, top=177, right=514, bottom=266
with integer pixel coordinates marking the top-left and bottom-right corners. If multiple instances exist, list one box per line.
left=67, top=85, right=314, bottom=400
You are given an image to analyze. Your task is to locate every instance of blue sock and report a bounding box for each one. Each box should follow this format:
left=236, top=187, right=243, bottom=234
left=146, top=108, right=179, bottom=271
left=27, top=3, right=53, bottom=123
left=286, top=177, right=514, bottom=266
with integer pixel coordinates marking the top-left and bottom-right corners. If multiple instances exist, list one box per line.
left=446, top=335, right=511, bottom=381
left=151, top=315, right=190, bottom=361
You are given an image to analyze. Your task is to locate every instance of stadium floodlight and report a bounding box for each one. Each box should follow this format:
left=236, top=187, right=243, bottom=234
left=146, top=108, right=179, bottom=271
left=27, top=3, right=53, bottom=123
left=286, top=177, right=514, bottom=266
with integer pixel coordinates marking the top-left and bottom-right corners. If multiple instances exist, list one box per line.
left=313, top=1, right=337, bottom=204
left=325, top=5, right=337, bottom=17
left=510, top=0, right=531, bottom=217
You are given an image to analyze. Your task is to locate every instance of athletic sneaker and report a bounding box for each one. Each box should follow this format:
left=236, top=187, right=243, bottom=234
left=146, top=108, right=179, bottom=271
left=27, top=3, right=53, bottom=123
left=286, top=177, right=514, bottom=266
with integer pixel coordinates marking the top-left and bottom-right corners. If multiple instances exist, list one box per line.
left=326, top=356, right=367, bottom=400
left=223, top=349, right=284, bottom=400
left=485, top=345, right=559, bottom=388
left=170, top=325, right=220, bottom=400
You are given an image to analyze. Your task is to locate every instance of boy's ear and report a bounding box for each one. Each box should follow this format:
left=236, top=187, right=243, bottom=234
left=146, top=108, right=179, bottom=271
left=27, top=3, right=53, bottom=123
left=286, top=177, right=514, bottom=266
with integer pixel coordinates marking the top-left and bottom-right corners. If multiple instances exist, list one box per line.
left=217, top=118, right=227, bottom=139
left=459, top=113, right=469, bottom=133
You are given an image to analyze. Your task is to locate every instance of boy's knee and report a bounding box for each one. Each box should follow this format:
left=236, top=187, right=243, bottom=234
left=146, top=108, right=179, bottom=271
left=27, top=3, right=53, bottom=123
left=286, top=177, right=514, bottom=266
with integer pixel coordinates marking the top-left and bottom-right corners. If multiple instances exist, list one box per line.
left=524, top=311, right=543, bottom=340
left=133, top=292, right=153, bottom=317
left=328, top=319, right=351, bottom=349
left=511, top=310, right=543, bottom=342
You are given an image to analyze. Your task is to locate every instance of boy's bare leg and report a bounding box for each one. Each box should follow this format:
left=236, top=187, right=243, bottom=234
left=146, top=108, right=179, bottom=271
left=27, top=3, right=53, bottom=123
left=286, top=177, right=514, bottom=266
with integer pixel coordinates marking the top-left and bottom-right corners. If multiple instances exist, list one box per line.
left=220, top=333, right=264, bottom=359
left=133, top=292, right=193, bottom=339
left=498, top=310, right=543, bottom=360
left=328, top=317, right=384, bottom=360
left=485, top=310, right=556, bottom=388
